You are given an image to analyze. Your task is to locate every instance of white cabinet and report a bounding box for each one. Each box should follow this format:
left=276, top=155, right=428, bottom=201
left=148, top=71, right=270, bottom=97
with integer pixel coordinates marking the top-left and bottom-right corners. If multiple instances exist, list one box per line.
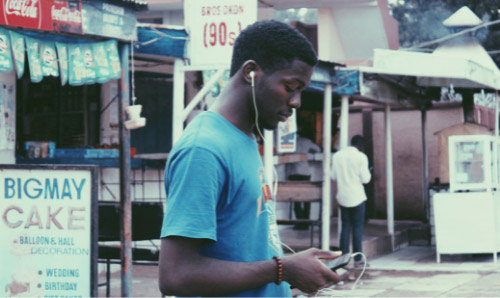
left=433, top=192, right=500, bottom=263
left=433, top=135, right=500, bottom=263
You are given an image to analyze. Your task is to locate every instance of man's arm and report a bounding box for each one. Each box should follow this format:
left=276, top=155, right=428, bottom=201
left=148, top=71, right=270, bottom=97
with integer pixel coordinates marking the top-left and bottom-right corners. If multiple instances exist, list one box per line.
left=360, top=154, right=371, bottom=184
left=159, top=236, right=341, bottom=296
left=330, top=154, right=337, bottom=181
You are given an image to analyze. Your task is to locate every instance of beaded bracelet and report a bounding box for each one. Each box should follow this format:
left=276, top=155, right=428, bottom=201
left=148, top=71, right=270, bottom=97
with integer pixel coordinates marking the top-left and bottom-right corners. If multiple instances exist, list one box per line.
left=272, top=256, right=283, bottom=285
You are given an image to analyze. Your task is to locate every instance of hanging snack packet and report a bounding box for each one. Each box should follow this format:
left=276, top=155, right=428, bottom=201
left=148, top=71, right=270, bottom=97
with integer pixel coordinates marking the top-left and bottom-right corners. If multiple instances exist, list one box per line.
left=105, top=40, right=121, bottom=79
left=56, top=42, right=68, bottom=86
left=82, top=43, right=96, bottom=84
left=9, top=31, right=25, bottom=79
left=93, top=41, right=112, bottom=83
left=68, top=43, right=86, bottom=86
left=0, top=27, right=13, bottom=73
left=41, top=41, right=59, bottom=77
left=26, top=37, right=43, bottom=83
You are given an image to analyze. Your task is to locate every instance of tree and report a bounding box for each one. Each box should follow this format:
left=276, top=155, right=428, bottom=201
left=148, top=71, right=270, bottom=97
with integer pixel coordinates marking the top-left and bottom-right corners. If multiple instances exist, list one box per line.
left=390, top=0, right=500, bottom=65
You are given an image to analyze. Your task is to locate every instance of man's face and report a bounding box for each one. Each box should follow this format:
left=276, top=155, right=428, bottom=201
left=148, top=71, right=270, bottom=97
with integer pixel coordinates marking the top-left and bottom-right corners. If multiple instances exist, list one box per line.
left=254, top=59, right=314, bottom=130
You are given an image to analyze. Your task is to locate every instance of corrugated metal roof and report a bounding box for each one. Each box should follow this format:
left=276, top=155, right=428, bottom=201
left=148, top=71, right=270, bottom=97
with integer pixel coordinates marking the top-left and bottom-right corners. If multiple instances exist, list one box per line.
left=107, top=0, right=148, bottom=10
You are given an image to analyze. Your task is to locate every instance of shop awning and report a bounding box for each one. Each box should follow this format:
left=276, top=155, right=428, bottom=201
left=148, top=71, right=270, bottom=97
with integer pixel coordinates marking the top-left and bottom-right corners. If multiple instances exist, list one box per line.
left=135, top=24, right=188, bottom=58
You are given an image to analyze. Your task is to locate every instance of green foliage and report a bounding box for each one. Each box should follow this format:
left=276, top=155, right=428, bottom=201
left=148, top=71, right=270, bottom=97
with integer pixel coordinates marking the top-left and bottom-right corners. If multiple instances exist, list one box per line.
left=390, top=0, right=500, bottom=49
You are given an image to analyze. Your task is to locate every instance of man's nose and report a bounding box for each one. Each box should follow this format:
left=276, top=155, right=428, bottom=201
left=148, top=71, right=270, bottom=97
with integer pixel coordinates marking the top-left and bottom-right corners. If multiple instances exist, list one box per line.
left=289, top=92, right=301, bottom=109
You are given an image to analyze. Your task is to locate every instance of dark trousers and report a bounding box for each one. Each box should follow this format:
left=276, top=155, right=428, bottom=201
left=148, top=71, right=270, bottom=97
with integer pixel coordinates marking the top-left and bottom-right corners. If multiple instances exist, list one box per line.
left=339, top=201, right=366, bottom=262
left=294, top=202, right=311, bottom=219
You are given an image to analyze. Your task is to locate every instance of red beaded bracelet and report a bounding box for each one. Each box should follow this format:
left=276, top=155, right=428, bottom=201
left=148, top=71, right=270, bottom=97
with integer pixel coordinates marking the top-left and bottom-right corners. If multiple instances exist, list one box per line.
left=272, top=256, right=283, bottom=285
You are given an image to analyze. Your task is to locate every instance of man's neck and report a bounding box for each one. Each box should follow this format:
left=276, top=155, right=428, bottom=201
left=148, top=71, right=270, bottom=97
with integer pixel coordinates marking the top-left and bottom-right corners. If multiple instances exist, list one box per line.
left=210, top=77, right=255, bottom=137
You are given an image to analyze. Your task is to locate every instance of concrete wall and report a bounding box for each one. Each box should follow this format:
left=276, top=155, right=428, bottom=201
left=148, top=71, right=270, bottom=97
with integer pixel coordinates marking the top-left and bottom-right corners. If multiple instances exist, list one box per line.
left=347, top=105, right=463, bottom=220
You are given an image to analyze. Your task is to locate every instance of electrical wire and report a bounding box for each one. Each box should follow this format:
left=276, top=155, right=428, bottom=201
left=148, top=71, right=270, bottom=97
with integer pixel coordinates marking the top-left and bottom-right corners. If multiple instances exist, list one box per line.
left=314, top=252, right=368, bottom=297
left=404, top=18, right=500, bottom=50
left=251, top=80, right=280, bottom=198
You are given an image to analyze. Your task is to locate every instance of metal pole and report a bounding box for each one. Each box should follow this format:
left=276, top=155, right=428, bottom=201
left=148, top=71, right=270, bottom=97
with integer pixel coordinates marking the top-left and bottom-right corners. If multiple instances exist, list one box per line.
left=421, top=109, right=429, bottom=223
left=172, top=59, right=185, bottom=145
left=385, top=104, right=394, bottom=238
left=337, top=95, right=349, bottom=244
left=322, top=83, right=332, bottom=250
left=339, top=95, right=349, bottom=149
left=495, top=92, right=499, bottom=189
left=118, top=42, right=132, bottom=297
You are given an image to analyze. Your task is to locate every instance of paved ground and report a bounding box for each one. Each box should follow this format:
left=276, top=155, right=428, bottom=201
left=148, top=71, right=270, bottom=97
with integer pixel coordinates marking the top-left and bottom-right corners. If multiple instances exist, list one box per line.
left=98, top=246, right=500, bottom=297
left=298, top=246, right=500, bottom=297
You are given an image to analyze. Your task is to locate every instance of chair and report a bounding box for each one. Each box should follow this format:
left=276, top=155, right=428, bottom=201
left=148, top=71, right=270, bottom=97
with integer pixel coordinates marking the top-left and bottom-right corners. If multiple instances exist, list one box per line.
left=98, top=201, right=164, bottom=296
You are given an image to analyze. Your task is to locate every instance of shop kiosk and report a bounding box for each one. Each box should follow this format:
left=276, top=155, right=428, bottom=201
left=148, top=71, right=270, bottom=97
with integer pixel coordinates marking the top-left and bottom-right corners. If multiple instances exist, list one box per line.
left=433, top=135, right=500, bottom=263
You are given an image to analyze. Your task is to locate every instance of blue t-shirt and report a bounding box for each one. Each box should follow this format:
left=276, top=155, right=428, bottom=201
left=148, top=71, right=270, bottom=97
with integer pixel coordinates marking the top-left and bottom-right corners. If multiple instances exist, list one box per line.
left=161, top=111, right=291, bottom=297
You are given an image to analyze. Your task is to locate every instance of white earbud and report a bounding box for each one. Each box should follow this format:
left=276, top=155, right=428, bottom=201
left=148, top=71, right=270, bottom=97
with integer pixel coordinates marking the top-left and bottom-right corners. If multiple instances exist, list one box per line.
left=249, top=71, right=255, bottom=87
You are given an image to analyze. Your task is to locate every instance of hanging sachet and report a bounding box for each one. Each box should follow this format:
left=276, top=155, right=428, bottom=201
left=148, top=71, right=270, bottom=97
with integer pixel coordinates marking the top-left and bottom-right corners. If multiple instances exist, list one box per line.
left=93, top=41, right=112, bottom=83
left=0, top=27, right=13, bottom=73
left=41, top=41, right=59, bottom=77
left=9, top=31, right=25, bottom=79
left=68, top=43, right=86, bottom=86
left=105, top=40, right=121, bottom=79
left=82, top=43, right=96, bottom=85
left=56, top=42, right=68, bottom=86
left=26, top=37, right=43, bottom=83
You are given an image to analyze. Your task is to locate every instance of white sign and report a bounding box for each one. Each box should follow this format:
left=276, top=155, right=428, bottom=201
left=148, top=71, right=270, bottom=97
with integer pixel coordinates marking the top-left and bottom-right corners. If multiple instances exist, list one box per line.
left=184, top=0, right=257, bottom=66
left=0, top=167, right=95, bottom=297
left=277, top=110, right=298, bottom=153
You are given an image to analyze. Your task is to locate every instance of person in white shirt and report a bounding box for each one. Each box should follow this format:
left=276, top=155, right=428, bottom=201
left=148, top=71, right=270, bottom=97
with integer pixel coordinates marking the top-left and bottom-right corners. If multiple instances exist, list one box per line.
left=331, top=135, right=371, bottom=265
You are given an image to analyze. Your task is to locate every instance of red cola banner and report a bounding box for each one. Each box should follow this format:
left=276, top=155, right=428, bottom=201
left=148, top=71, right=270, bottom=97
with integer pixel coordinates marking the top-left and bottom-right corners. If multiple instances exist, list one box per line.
left=0, top=0, right=137, bottom=40
left=0, top=0, right=83, bottom=34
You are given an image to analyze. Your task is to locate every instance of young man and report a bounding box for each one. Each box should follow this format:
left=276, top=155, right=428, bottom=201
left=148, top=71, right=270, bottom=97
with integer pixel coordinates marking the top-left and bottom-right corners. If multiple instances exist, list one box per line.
left=159, top=20, right=341, bottom=297
left=331, top=135, right=372, bottom=266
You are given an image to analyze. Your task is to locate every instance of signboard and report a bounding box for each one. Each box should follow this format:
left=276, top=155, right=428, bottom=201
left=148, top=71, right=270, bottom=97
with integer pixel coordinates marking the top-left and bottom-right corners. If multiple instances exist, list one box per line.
left=277, top=110, right=297, bottom=153
left=81, top=1, right=137, bottom=41
left=0, top=165, right=98, bottom=297
left=184, top=0, right=257, bottom=66
left=0, top=0, right=83, bottom=34
left=0, top=0, right=137, bottom=40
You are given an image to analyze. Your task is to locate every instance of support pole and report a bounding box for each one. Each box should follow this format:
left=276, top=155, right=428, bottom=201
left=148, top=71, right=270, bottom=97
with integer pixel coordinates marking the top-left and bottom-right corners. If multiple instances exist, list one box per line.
left=385, top=104, right=394, bottom=240
left=337, top=95, right=349, bottom=244
left=172, top=59, right=186, bottom=145
left=339, top=95, right=349, bottom=149
left=495, top=91, right=499, bottom=263
left=421, top=109, right=429, bottom=223
left=322, top=83, right=332, bottom=250
left=494, top=92, right=500, bottom=189
left=118, top=43, right=132, bottom=297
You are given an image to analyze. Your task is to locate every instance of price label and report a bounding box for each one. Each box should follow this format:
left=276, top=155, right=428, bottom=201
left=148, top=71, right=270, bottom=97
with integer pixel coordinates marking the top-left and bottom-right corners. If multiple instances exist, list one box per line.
left=185, top=0, right=257, bottom=66
left=203, top=21, right=242, bottom=48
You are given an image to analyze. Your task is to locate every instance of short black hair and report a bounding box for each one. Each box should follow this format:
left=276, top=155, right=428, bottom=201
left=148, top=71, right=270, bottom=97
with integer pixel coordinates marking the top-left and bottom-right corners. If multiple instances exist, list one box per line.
left=230, top=20, right=317, bottom=77
left=351, top=135, right=365, bottom=147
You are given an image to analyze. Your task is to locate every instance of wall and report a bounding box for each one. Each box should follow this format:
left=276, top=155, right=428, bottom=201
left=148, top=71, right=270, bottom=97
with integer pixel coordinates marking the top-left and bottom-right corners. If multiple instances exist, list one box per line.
left=100, top=80, right=121, bottom=146
left=0, top=71, right=16, bottom=164
left=358, top=105, right=463, bottom=220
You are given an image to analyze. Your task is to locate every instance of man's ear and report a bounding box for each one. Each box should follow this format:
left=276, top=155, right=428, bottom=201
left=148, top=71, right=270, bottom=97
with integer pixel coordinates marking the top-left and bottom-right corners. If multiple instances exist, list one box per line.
left=242, top=60, right=260, bottom=85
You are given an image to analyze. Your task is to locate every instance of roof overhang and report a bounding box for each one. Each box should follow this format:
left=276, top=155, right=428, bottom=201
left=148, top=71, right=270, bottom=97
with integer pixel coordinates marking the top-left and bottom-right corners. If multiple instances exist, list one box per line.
left=361, top=49, right=499, bottom=90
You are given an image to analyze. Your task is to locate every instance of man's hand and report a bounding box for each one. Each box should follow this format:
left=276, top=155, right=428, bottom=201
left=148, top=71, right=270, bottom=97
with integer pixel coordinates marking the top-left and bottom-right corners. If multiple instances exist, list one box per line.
left=281, top=248, right=342, bottom=293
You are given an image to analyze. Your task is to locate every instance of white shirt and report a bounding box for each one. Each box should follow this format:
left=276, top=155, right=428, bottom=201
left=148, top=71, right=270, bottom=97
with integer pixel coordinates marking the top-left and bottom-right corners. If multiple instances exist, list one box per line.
left=286, top=136, right=322, bottom=182
left=331, top=146, right=371, bottom=207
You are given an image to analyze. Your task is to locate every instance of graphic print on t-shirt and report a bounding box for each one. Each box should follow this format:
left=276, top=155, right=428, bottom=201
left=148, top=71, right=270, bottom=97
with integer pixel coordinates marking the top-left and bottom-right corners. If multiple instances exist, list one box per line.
left=256, top=168, right=282, bottom=254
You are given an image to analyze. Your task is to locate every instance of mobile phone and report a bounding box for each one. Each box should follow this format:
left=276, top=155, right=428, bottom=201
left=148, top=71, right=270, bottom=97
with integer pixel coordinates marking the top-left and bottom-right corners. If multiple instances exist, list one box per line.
left=324, top=254, right=352, bottom=271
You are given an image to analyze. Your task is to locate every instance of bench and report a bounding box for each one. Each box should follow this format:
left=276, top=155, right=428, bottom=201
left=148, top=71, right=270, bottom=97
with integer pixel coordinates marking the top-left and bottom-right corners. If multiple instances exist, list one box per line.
left=276, top=181, right=322, bottom=247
